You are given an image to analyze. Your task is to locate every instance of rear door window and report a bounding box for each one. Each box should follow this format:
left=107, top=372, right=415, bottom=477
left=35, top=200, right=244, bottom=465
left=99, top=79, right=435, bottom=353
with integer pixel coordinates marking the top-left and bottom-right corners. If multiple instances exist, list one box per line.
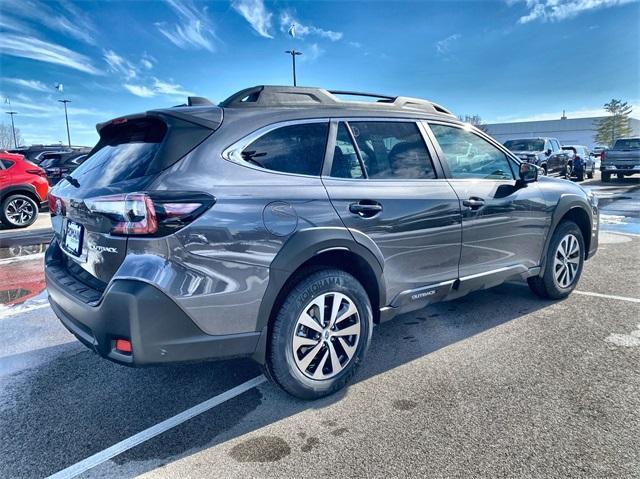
left=345, top=121, right=436, bottom=179
left=240, top=122, right=329, bottom=176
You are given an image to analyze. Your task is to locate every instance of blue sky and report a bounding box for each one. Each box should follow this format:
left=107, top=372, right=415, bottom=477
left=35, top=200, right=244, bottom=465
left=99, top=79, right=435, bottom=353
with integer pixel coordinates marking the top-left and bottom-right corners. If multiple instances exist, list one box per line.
left=1, top=0, right=639, bottom=146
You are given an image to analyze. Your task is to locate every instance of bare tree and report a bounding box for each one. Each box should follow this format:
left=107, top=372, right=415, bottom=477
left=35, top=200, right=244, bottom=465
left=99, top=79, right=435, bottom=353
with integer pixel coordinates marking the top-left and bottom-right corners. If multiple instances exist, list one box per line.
left=0, top=122, right=24, bottom=149
left=458, top=114, right=489, bottom=133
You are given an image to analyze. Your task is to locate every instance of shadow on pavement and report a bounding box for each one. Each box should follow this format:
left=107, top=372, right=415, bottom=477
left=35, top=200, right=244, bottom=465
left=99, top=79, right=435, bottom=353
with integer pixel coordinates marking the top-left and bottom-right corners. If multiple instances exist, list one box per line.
left=0, top=282, right=551, bottom=478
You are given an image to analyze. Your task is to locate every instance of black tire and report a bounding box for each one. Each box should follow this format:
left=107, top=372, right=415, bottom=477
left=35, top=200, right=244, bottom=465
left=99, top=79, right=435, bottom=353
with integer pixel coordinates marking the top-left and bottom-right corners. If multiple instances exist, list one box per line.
left=587, top=168, right=594, bottom=179
left=542, top=165, right=548, bottom=176
left=602, top=172, right=610, bottom=182
left=0, top=194, right=39, bottom=229
left=266, top=269, right=373, bottom=400
left=528, top=221, right=585, bottom=300
left=577, top=171, right=584, bottom=182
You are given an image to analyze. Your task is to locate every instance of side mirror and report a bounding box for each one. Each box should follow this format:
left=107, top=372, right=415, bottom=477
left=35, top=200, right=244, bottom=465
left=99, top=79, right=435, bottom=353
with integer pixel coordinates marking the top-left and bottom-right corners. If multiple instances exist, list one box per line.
left=545, top=149, right=552, bottom=156
left=518, top=162, right=538, bottom=184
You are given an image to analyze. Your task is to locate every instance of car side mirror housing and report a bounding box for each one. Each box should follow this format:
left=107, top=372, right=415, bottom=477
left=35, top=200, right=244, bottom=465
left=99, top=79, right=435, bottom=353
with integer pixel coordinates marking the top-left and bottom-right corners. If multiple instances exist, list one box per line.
left=518, top=162, right=538, bottom=184
left=545, top=149, right=552, bottom=156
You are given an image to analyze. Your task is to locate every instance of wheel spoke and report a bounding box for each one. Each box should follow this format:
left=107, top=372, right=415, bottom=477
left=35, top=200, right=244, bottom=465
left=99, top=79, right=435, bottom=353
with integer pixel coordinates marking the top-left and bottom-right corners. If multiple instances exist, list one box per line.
left=299, top=313, right=323, bottom=333
left=311, top=347, right=330, bottom=379
left=293, top=334, right=319, bottom=351
left=328, top=340, right=343, bottom=375
left=298, top=341, right=324, bottom=371
left=328, top=293, right=346, bottom=328
left=334, top=323, right=360, bottom=337
left=338, top=337, right=357, bottom=360
left=334, top=301, right=357, bottom=326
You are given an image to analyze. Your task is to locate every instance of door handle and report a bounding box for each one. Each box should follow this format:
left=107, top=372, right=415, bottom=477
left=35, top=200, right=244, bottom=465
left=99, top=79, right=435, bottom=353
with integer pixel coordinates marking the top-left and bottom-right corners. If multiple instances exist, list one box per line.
left=462, top=197, right=485, bottom=210
left=349, top=201, right=383, bottom=218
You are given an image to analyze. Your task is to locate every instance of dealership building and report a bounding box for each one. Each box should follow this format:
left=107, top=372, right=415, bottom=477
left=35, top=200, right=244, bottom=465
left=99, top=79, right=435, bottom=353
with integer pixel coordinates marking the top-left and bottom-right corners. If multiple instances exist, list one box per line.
left=485, top=116, right=640, bottom=149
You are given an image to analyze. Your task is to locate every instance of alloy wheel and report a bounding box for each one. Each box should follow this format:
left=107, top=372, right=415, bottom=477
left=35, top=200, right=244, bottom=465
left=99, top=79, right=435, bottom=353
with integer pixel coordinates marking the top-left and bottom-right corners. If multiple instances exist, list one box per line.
left=5, top=198, right=35, bottom=226
left=554, top=233, right=581, bottom=288
left=292, top=292, right=361, bottom=380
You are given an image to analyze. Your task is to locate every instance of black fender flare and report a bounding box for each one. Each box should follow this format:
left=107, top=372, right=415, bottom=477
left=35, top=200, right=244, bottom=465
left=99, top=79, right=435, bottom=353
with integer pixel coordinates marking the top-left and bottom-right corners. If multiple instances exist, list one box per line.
left=539, top=195, right=593, bottom=276
left=252, top=227, right=385, bottom=362
left=0, top=184, right=42, bottom=203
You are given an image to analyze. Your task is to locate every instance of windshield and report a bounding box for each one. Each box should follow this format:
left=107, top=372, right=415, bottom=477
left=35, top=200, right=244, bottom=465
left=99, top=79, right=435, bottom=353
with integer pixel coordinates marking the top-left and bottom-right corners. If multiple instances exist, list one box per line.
left=503, top=139, right=545, bottom=152
left=613, top=139, right=640, bottom=150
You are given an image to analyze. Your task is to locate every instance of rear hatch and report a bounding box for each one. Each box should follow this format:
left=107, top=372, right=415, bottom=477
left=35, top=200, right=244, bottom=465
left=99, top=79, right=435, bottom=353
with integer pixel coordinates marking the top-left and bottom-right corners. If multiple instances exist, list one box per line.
left=49, top=107, right=221, bottom=286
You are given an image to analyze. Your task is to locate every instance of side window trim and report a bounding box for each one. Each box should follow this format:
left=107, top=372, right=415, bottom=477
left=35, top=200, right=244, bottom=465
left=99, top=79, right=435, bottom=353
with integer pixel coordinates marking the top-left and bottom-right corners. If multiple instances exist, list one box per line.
left=222, top=118, right=330, bottom=178
left=423, top=120, right=517, bottom=181
left=344, top=122, right=368, bottom=178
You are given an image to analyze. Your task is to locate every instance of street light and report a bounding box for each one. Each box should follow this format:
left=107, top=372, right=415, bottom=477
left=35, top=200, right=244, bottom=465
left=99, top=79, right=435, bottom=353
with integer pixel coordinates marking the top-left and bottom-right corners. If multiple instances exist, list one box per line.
left=5, top=111, right=18, bottom=148
left=58, top=99, right=71, bottom=147
left=285, top=50, right=303, bottom=87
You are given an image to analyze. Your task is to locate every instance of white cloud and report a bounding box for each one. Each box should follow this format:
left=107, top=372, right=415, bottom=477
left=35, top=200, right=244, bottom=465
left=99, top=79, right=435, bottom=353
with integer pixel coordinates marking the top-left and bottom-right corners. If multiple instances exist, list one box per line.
left=156, top=0, right=218, bottom=51
left=513, top=0, right=638, bottom=24
left=122, top=79, right=196, bottom=99
left=3, top=78, right=50, bottom=92
left=436, top=33, right=461, bottom=56
left=124, top=84, right=156, bottom=98
left=141, top=53, right=156, bottom=70
left=0, top=34, right=102, bottom=75
left=152, top=78, right=196, bottom=97
left=491, top=101, right=640, bottom=122
left=4, top=0, right=97, bottom=45
left=279, top=12, right=343, bottom=41
left=232, top=0, right=273, bottom=38
left=103, top=50, right=138, bottom=80
left=301, top=43, right=325, bottom=62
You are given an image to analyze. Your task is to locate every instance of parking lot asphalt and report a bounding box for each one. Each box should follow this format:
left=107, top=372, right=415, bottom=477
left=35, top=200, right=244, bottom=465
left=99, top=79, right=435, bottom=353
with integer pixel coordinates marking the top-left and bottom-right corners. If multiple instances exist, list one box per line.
left=0, top=175, right=638, bottom=479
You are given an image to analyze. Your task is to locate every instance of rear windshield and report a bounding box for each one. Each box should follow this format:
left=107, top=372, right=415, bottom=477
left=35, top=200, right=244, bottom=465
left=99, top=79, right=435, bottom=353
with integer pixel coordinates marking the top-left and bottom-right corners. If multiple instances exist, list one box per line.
left=613, top=138, right=640, bottom=150
left=503, top=139, right=544, bottom=151
left=67, top=118, right=167, bottom=188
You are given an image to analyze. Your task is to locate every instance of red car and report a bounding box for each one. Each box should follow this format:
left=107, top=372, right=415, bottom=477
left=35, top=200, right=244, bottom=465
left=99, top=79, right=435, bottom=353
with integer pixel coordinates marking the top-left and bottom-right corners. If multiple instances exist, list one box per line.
left=0, top=152, right=49, bottom=228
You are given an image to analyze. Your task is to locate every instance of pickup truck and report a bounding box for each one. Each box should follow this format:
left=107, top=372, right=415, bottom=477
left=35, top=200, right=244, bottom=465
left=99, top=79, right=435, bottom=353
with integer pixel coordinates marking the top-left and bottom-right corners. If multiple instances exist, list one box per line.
left=503, top=137, right=569, bottom=176
left=601, top=137, right=640, bottom=182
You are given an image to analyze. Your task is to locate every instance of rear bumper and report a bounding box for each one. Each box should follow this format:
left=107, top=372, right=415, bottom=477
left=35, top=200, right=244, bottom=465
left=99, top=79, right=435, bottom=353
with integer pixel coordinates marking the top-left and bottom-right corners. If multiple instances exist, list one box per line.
left=601, top=164, right=640, bottom=174
left=45, top=257, right=260, bottom=366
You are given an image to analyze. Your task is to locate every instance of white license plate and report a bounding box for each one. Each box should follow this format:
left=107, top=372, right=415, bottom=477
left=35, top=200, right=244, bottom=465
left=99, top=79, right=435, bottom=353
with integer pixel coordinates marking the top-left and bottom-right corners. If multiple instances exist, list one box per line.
left=64, top=220, right=84, bottom=256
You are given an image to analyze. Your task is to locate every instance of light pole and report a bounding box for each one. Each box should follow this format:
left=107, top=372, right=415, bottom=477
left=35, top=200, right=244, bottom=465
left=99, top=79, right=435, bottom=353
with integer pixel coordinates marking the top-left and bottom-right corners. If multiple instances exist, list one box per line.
left=285, top=50, right=302, bottom=86
left=58, top=99, right=71, bottom=147
left=6, top=111, right=18, bottom=148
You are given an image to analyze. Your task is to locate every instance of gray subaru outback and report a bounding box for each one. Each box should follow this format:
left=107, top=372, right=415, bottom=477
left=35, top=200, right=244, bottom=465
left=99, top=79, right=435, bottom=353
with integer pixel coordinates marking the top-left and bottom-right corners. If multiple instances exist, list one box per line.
left=45, top=85, right=599, bottom=399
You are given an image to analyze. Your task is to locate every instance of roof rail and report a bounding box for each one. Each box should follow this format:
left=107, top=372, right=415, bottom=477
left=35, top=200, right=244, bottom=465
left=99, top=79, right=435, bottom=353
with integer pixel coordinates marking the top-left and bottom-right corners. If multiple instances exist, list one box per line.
left=218, top=85, right=454, bottom=116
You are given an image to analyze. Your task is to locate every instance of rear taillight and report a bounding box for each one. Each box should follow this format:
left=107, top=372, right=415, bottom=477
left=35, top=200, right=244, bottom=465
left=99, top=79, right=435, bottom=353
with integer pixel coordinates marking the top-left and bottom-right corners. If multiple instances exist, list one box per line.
left=26, top=168, right=46, bottom=177
left=85, top=191, right=215, bottom=236
left=48, top=193, right=65, bottom=216
left=600, top=151, right=605, bottom=161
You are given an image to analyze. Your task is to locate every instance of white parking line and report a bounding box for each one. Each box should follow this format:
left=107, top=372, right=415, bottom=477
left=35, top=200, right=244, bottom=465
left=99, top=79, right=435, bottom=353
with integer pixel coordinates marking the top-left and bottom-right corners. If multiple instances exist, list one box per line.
left=47, top=375, right=266, bottom=479
left=573, top=291, right=640, bottom=304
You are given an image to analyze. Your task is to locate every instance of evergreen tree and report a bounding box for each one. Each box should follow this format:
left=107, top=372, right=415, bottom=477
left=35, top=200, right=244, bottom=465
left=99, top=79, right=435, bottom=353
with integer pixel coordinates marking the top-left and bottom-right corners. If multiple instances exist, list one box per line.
left=594, top=99, right=633, bottom=147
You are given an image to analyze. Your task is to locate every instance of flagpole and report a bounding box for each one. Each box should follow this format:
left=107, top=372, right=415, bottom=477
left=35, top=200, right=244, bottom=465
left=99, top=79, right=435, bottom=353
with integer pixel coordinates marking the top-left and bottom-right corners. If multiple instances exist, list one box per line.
left=6, top=111, right=18, bottom=148
left=285, top=23, right=302, bottom=87
left=58, top=99, right=72, bottom=147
